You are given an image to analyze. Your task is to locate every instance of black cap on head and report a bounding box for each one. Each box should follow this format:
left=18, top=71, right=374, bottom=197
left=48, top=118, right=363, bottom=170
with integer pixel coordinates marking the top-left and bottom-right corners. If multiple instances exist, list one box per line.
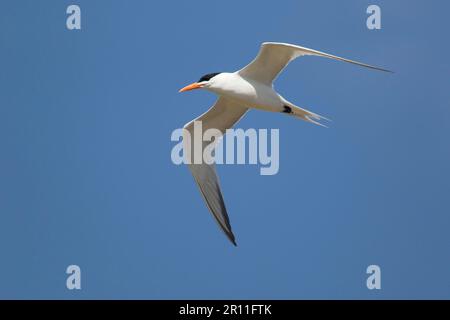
left=198, top=72, right=221, bottom=82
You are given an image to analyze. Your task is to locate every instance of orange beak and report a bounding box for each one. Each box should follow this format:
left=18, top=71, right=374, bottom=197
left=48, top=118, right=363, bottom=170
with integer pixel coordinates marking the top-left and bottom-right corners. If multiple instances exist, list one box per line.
left=179, top=82, right=202, bottom=93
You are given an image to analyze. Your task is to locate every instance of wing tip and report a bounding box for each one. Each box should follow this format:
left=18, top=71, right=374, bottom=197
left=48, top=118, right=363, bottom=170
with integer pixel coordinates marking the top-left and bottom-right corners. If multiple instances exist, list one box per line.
left=227, top=232, right=238, bottom=246
left=371, top=65, right=394, bottom=73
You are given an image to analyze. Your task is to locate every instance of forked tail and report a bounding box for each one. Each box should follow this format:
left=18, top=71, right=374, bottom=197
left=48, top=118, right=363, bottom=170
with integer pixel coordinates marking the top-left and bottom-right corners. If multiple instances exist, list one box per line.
left=282, top=103, right=330, bottom=127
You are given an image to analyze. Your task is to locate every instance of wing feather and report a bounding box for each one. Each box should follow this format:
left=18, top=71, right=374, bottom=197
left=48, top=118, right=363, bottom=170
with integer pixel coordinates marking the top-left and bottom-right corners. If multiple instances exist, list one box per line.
left=238, top=42, right=392, bottom=84
left=183, top=97, right=248, bottom=246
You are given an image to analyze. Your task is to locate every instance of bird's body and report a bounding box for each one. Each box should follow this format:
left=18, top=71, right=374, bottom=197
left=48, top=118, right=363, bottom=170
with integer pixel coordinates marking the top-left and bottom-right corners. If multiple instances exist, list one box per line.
left=204, top=72, right=285, bottom=112
left=179, top=42, right=391, bottom=246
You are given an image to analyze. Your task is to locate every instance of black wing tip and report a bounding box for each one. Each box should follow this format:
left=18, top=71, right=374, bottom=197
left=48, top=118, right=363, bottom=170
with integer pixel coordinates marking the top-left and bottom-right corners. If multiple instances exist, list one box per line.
left=380, top=67, right=395, bottom=74
left=357, top=64, right=392, bottom=73
left=227, top=233, right=238, bottom=247
left=369, top=65, right=394, bottom=73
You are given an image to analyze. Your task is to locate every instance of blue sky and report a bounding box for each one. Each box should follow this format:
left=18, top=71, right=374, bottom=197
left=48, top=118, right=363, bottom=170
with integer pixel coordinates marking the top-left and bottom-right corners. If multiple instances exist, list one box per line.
left=0, top=0, right=449, bottom=299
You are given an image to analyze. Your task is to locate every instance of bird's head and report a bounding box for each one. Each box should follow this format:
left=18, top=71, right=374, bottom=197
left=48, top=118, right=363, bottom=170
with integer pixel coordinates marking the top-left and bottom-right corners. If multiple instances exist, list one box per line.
left=179, top=72, right=222, bottom=93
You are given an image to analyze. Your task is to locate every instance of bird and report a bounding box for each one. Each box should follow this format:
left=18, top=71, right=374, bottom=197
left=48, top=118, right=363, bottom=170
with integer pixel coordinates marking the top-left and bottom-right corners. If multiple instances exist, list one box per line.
left=179, top=42, right=391, bottom=246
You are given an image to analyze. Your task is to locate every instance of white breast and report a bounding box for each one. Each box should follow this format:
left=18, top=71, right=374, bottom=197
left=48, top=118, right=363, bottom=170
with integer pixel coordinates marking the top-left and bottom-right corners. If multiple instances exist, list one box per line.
left=206, top=73, right=284, bottom=112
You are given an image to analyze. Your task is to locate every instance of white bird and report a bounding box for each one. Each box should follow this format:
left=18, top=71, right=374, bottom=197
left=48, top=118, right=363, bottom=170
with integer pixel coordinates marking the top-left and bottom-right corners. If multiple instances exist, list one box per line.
left=179, top=42, right=391, bottom=246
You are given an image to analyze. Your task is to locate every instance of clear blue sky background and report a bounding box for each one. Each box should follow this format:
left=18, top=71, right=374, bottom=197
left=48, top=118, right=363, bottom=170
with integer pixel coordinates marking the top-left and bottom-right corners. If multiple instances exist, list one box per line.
left=0, top=0, right=449, bottom=299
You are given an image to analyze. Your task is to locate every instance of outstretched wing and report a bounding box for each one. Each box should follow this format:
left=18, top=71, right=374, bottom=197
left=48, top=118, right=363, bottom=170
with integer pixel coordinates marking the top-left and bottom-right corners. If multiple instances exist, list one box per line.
left=238, top=42, right=392, bottom=85
left=183, top=97, right=248, bottom=246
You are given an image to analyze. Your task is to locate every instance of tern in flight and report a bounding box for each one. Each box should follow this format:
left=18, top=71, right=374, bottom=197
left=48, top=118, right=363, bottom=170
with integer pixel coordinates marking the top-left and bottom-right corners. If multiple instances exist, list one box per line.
left=179, top=42, right=391, bottom=246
